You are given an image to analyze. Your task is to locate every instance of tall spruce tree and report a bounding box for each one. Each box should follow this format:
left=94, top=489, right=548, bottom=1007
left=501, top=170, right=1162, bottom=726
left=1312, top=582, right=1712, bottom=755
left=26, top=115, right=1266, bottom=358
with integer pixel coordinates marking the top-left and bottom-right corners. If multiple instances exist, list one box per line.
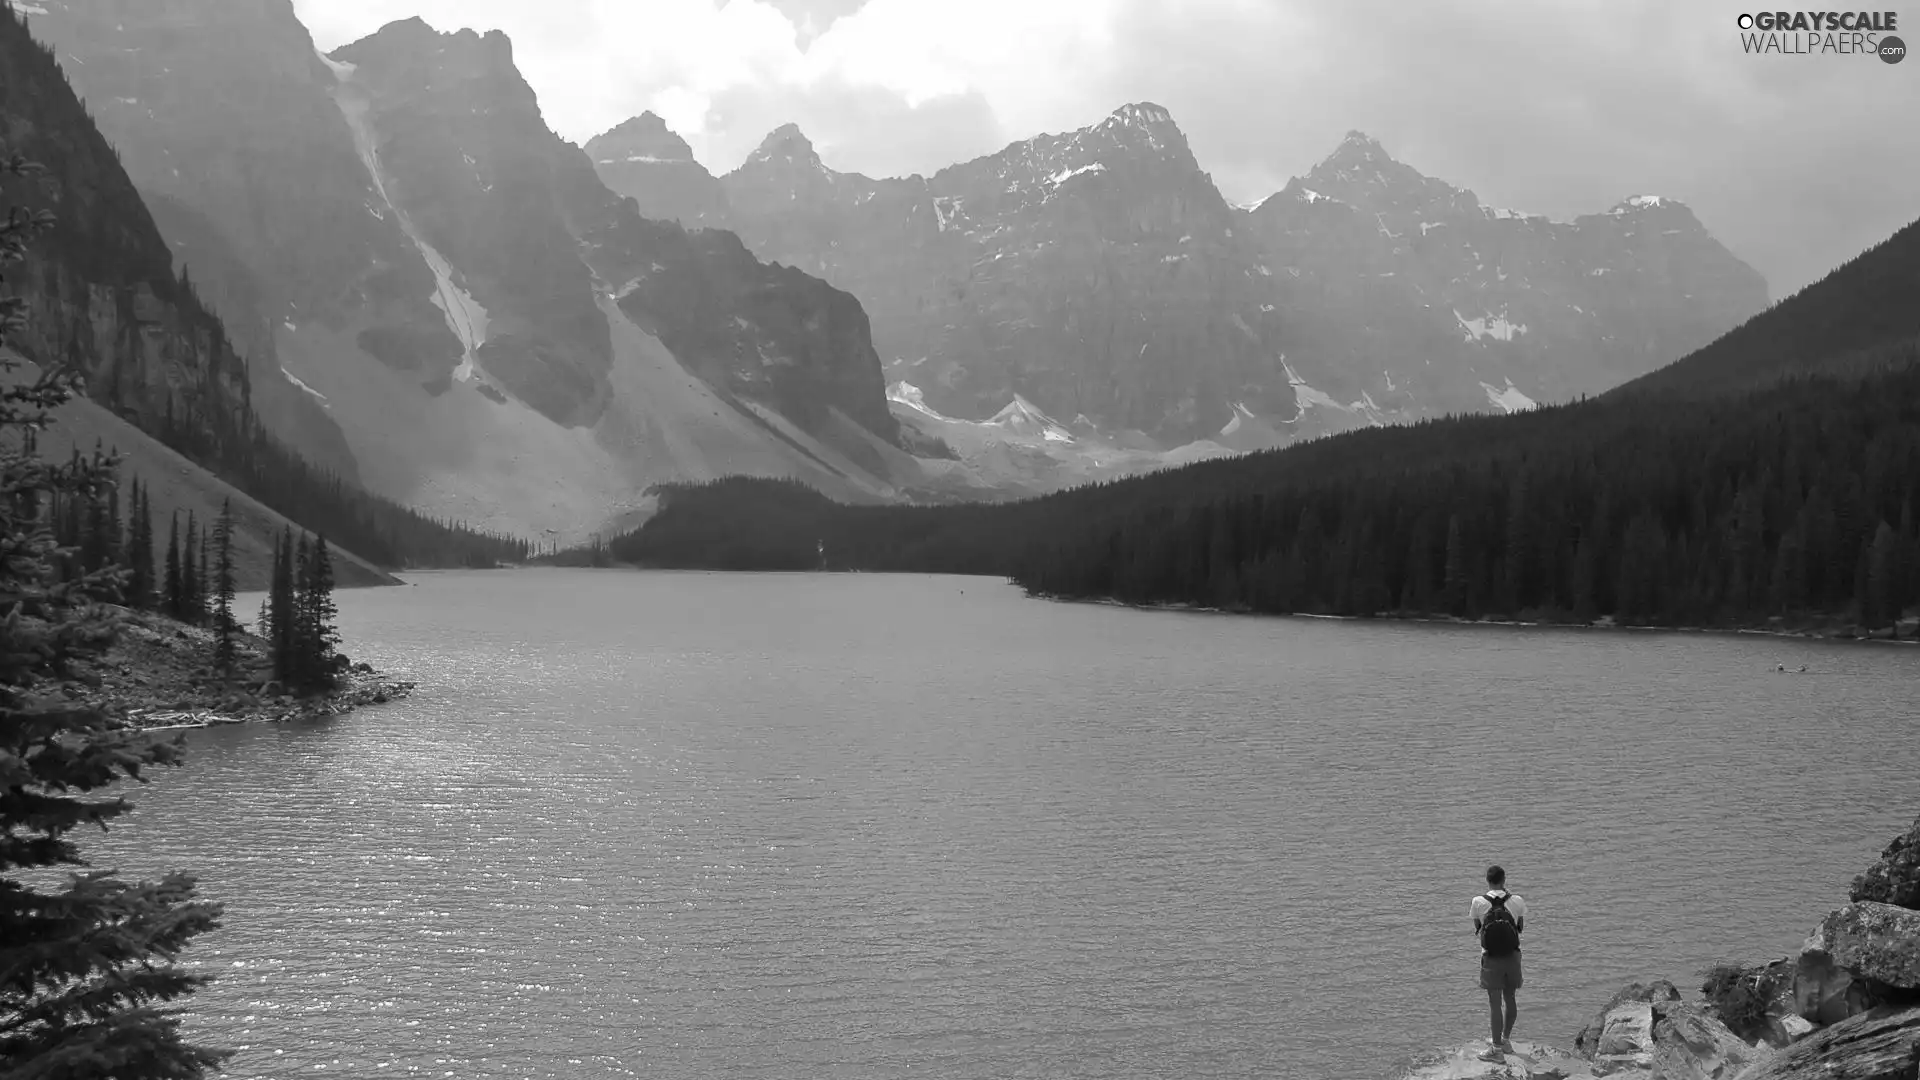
left=163, top=511, right=182, bottom=619
left=211, top=499, right=237, bottom=675
left=0, top=144, right=226, bottom=1077
left=197, top=524, right=210, bottom=628
left=180, top=512, right=199, bottom=625
left=269, top=526, right=295, bottom=684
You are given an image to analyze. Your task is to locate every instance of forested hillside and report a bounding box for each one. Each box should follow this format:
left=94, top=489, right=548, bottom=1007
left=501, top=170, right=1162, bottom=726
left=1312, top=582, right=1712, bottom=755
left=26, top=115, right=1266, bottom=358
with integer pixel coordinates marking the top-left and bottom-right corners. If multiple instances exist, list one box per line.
left=613, top=217, right=1920, bottom=634
left=0, top=7, right=525, bottom=569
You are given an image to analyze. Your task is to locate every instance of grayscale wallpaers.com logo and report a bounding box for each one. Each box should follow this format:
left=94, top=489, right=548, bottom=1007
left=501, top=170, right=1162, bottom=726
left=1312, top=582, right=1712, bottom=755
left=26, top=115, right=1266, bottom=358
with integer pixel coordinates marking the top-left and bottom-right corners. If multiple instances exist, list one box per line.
left=1736, top=10, right=1906, bottom=61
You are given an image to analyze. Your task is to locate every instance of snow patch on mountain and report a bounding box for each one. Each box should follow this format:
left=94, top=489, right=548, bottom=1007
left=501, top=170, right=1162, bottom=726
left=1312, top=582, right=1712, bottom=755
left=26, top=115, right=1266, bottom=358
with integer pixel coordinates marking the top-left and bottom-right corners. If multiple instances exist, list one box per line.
left=1455, top=309, right=1528, bottom=343
left=315, top=48, right=356, bottom=80
left=887, top=380, right=954, bottom=422
left=1480, top=379, right=1538, bottom=413
left=987, top=395, right=1075, bottom=442
left=1047, top=162, right=1107, bottom=186
left=1482, top=380, right=1538, bottom=413
left=281, top=367, right=327, bottom=404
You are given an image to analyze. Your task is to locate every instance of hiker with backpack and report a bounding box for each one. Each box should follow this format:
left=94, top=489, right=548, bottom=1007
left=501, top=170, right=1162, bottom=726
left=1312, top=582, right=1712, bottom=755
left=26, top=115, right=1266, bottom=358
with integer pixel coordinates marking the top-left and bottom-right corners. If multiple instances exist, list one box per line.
left=1471, top=864, right=1527, bottom=1054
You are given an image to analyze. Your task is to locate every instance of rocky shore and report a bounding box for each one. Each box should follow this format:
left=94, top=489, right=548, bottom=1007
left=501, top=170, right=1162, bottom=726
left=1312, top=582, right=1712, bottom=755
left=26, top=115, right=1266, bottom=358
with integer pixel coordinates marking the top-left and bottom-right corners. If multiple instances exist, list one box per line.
left=82, top=606, right=414, bottom=730
left=1402, top=816, right=1920, bottom=1079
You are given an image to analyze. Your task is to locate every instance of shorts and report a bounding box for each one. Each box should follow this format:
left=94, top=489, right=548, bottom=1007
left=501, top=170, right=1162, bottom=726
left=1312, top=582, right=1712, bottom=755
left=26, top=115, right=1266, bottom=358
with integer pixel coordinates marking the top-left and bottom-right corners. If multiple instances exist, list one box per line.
left=1480, top=951, right=1522, bottom=991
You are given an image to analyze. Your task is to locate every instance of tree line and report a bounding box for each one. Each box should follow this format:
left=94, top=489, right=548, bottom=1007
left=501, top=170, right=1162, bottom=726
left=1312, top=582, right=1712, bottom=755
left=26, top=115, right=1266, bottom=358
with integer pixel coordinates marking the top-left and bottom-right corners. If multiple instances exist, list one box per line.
left=612, top=337, right=1920, bottom=634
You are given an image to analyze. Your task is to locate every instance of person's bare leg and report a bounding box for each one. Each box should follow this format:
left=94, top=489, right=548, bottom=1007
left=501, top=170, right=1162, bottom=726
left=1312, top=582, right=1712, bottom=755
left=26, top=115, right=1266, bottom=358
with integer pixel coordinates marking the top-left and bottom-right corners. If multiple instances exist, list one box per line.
left=1502, top=987, right=1518, bottom=1044
left=1487, top=986, right=1504, bottom=1046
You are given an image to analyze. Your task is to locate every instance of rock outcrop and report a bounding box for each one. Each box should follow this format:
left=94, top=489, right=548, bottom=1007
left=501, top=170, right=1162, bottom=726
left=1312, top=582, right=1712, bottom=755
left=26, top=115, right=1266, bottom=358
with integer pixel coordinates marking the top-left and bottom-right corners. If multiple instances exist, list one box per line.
left=1853, top=813, right=1920, bottom=910
left=1807, top=904, right=1920, bottom=995
left=1734, top=1006, right=1920, bottom=1080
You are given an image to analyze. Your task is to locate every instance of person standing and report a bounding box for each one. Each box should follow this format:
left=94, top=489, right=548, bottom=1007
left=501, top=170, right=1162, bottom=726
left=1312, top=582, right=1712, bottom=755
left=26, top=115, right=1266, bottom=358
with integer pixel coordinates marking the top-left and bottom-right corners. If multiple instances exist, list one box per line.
left=1471, top=864, right=1527, bottom=1053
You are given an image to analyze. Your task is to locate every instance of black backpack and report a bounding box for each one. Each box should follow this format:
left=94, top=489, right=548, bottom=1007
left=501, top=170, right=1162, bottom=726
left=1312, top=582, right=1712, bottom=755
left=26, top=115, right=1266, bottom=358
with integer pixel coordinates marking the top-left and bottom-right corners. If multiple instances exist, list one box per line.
left=1480, top=892, right=1520, bottom=956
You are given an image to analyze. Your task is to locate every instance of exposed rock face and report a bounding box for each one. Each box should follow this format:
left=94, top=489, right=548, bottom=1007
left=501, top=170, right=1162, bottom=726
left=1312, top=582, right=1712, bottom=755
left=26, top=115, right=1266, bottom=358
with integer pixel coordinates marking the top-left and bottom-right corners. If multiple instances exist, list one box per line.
left=585, top=111, right=730, bottom=228
left=720, top=104, right=1287, bottom=443
left=329, top=19, right=614, bottom=425
left=26, top=2, right=917, bottom=537
left=0, top=4, right=247, bottom=445
left=1853, top=813, right=1920, bottom=910
left=1239, top=135, right=1768, bottom=420
left=1806, top=903, right=1920, bottom=993
left=1644, top=1000, right=1770, bottom=1079
left=1734, top=1005, right=1920, bottom=1080
left=1574, top=980, right=1681, bottom=1071
left=19, top=0, right=441, bottom=478
left=702, top=109, right=1764, bottom=449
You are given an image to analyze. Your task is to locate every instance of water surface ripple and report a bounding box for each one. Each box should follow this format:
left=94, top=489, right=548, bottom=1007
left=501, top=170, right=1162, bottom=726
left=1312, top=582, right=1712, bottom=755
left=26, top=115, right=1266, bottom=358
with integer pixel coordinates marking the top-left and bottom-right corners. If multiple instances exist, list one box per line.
left=97, top=570, right=1920, bottom=1079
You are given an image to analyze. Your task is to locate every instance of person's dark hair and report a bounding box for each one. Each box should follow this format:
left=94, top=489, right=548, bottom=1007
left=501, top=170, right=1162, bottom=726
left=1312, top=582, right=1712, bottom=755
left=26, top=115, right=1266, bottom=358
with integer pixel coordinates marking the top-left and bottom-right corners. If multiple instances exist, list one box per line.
left=1486, top=865, right=1506, bottom=886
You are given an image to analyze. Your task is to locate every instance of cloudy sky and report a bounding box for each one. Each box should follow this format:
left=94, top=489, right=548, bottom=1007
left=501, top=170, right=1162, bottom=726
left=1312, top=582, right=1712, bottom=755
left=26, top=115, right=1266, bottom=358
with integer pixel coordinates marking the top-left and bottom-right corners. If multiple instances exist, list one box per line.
left=294, top=0, right=1920, bottom=297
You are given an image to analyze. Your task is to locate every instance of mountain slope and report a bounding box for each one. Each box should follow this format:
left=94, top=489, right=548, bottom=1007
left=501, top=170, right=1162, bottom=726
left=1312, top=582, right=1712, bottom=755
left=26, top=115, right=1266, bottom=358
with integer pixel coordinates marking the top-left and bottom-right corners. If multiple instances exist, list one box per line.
left=26, top=2, right=935, bottom=539
left=9, top=357, right=396, bottom=589
left=615, top=214, right=1920, bottom=634
left=1614, top=214, right=1920, bottom=399
left=603, top=108, right=1765, bottom=453
left=2, top=4, right=530, bottom=570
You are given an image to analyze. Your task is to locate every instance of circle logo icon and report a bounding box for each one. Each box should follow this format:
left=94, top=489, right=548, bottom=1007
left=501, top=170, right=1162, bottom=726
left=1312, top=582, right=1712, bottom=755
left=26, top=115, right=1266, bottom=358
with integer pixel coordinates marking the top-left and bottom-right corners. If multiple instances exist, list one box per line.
left=1883, top=35, right=1908, bottom=63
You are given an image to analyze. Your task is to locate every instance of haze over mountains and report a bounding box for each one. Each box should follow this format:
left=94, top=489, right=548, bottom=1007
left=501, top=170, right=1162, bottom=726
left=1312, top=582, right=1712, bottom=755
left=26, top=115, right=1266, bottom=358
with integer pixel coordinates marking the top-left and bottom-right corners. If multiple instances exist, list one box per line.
left=13, top=0, right=1769, bottom=541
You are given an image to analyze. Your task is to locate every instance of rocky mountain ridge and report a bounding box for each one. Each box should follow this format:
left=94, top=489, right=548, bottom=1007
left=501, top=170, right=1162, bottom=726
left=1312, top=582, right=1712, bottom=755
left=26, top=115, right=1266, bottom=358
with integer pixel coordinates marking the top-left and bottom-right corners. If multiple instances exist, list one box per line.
left=21, top=1, right=936, bottom=539
left=593, top=107, right=1768, bottom=455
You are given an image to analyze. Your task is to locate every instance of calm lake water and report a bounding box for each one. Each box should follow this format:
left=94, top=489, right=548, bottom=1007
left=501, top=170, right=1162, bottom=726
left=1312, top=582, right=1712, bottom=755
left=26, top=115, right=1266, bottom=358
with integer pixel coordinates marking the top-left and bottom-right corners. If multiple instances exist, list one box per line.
left=96, top=569, right=1919, bottom=1080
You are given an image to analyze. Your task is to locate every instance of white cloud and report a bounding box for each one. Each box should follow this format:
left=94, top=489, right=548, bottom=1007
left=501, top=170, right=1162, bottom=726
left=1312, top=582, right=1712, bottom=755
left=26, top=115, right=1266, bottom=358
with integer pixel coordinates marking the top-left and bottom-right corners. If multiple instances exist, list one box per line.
left=293, top=0, right=1920, bottom=296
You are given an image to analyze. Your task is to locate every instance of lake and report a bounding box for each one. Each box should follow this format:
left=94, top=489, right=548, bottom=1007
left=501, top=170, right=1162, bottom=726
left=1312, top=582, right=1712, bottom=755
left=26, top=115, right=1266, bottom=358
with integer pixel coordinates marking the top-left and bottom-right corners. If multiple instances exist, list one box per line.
left=95, top=569, right=1920, bottom=1079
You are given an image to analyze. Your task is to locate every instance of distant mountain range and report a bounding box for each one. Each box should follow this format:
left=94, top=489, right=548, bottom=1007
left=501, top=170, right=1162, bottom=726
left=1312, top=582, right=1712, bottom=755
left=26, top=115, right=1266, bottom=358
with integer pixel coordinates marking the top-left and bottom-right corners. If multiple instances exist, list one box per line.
left=12, top=0, right=1770, bottom=539
left=591, top=106, right=1768, bottom=451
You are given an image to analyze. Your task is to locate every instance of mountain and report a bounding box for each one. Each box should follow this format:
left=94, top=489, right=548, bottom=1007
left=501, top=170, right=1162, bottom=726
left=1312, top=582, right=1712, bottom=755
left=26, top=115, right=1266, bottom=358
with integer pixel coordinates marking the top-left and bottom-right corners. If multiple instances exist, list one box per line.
left=613, top=214, right=1920, bottom=636
left=23, top=2, right=931, bottom=540
left=605, top=108, right=1764, bottom=451
left=1, top=3, right=541, bottom=570
left=1241, top=131, right=1771, bottom=417
left=585, top=111, right=730, bottom=227
left=715, top=103, right=1285, bottom=444
left=1614, top=215, right=1920, bottom=399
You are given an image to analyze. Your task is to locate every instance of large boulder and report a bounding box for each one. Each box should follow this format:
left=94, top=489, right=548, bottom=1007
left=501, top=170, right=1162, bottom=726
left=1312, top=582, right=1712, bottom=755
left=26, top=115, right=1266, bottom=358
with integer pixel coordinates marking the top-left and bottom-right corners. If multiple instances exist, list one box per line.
left=1807, top=903, right=1920, bottom=993
left=1703, top=959, right=1801, bottom=1046
left=1732, top=1004, right=1920, bottom=1080
left=1852, top=813, right=1920, bottom=910
left=1576, top=982, right=1683, bottom=1072
left=1797, top=947, right=1873, bottom=1025
left=1644, top=1000, right=1770, bottom=1079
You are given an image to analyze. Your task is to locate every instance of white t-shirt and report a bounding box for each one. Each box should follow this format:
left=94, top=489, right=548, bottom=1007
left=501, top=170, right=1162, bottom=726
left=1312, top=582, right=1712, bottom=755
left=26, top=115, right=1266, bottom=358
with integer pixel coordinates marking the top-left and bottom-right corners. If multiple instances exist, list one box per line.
left=1470, top=889, right=1528, bottom=953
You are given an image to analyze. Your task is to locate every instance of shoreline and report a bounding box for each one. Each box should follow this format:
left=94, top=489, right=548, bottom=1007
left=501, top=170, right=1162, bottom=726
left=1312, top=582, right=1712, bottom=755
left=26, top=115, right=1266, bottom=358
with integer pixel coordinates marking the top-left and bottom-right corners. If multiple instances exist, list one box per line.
left=1049, top=593, right=1919, bottom=646
left=116, top=666, right=417, bottom=731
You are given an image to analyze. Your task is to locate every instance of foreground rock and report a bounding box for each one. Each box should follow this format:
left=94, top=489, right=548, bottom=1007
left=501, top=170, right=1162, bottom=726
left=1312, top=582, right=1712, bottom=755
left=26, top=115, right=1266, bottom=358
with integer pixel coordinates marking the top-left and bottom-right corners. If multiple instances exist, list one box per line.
left=1734, top=1005, right=1920, bottom=1080
left=1404, top=1039, right=1602, bottom=1079
left=1805, top=904, right=1920, bottom=996
left=1854, top=813, right=1920, bottom=910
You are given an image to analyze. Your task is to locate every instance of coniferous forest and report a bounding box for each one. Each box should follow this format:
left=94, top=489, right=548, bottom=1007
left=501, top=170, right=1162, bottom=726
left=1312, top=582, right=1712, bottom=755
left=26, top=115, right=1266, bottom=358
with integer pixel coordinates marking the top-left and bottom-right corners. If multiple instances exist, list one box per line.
left=612, top=218, right=1920, bottom=635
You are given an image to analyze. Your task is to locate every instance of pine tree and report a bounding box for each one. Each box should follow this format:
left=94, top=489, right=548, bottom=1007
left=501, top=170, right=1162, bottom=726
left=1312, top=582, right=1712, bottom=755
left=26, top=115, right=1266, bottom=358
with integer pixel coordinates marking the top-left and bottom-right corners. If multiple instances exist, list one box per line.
left=270, top=526, right=295, bottom=683
left=197, top=523, right=210, bottom=627
left=0, top=143, right=227, bottom=1077
left=292, top=533, right=341, bottom=692
left=181, top=512, right=199, bottom=625
left=164, top=511, right=183, bottom=619
left=211, top=499, right=238, bottom=676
